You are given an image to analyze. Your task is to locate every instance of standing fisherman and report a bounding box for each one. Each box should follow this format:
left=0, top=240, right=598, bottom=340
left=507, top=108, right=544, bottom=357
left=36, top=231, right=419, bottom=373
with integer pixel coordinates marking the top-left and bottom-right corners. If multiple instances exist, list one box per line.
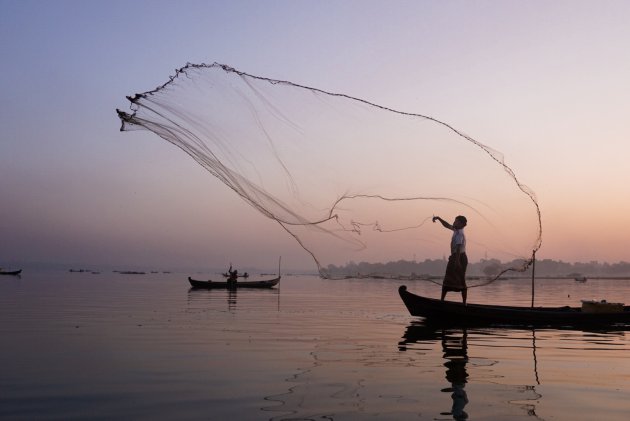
left=433, top=215, right=468, bottom=304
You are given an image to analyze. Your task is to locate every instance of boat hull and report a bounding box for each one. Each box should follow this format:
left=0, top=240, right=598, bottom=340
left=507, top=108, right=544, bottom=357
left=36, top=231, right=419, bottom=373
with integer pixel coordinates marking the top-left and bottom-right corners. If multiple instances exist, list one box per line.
left=0, top=270, right=22, bottom=276
left=399, top=285, right=630, bottom=327
left=188, top=276, right=280, bottom=289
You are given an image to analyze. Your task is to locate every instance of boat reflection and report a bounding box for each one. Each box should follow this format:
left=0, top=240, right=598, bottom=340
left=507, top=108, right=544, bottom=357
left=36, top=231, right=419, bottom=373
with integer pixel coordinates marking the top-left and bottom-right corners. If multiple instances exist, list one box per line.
left=187, top=285, right=280, bottom=313
left=399, top=322, right=547, bottom=420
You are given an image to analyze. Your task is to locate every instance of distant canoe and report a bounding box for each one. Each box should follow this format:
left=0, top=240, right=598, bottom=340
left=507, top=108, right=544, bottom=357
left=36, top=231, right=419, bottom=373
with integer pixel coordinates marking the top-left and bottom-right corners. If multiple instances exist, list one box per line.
left=399, top=285, right=630, bottom=326
left=188, top=276, right=280, bottom=289
left=0, top=269, right=22, bottom=276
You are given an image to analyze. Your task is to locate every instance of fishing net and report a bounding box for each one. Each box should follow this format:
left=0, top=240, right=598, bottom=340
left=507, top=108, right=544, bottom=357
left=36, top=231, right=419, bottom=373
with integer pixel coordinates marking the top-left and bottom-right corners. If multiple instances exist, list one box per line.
left=117, top=63, right=541, bottom=284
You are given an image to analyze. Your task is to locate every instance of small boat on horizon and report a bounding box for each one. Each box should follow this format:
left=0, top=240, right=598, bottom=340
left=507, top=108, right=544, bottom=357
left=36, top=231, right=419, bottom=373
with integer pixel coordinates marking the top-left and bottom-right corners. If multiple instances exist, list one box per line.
left=0, top=269, right=22, bottom=276
left=188, top=275, right=280, bottom=289
left=574, top=276, right=587, bottom=282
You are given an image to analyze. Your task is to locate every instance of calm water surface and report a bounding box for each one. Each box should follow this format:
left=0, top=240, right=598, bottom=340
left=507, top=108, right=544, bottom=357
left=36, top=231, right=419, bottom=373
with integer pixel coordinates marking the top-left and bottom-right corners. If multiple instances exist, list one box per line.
left=0, top=271, right=629, bottom=420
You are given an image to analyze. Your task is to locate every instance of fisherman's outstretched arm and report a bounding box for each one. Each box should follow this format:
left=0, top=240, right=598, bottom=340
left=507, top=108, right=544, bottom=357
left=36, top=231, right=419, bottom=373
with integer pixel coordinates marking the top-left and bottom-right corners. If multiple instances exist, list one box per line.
left=432, top=216, right=453, bottom=230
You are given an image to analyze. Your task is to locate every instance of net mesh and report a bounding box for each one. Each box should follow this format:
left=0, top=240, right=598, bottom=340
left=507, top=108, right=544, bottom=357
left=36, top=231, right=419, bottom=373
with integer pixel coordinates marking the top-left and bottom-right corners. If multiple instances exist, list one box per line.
left=117, top=63, right=541, bottom=284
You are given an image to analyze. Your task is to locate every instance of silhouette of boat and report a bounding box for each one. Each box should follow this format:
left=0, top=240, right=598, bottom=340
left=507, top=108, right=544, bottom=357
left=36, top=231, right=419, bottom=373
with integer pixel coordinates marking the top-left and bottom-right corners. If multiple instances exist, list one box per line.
left=399, top=285, right=630, bottom=326
left=188, top=276, right=280, bottom=289
left=0, top=269, right=22, bottom=276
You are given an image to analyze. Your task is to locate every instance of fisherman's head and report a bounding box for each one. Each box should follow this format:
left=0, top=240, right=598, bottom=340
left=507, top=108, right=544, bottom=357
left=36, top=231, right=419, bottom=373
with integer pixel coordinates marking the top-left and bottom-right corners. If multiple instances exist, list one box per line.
left=454, top=215, right=467, bottom=229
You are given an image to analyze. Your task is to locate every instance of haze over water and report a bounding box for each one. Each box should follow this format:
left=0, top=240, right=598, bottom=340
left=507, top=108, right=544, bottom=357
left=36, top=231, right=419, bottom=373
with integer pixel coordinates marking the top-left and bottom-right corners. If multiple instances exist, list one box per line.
left=1, top=271, right=628, bottom=420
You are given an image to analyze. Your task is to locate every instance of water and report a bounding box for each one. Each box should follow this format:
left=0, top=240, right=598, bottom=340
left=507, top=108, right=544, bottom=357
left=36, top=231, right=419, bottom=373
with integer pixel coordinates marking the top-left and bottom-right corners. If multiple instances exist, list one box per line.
left=1, top=271, right=629, bottom=420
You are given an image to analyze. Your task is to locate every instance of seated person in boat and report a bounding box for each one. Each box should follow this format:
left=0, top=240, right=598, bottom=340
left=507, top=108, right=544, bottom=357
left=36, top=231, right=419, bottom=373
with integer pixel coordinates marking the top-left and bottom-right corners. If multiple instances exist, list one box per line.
left=227, top=265, right=238, bottom=283
left=433, top=215, right=468, bottom=304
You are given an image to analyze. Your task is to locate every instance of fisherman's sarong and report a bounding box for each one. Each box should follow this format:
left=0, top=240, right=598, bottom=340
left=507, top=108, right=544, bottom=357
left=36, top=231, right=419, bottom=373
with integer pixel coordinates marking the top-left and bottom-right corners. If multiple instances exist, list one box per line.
left=442, top=253, right=468, bottom=292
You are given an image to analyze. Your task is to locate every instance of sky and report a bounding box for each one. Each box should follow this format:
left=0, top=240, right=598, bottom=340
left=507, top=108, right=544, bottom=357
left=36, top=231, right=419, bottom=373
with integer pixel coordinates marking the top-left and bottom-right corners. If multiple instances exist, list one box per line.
left=1, top=0, right=630, bottom=272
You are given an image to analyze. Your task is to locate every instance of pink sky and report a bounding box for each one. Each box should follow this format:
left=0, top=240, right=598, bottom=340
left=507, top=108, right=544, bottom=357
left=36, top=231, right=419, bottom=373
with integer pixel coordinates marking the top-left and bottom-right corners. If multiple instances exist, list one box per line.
left=2, top=1, right=630, bottom=271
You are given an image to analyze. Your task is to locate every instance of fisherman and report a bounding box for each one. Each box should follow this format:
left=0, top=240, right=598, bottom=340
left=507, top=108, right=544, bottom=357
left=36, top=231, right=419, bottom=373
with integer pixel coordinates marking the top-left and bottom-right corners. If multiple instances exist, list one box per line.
left=433, top=215, right=468, bottom=304
left=227, top=264, right=238, bottom=285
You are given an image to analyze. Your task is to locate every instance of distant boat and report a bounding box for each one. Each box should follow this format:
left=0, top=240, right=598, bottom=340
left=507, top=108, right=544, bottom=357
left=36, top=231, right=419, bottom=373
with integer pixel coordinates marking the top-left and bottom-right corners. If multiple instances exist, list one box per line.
left=0, top=269, right=22, bottom=276
left=574, top=276, right=587, bottom=282
left=188, top=276, right=280, bottom=289
left=398, top=285, right=630, bottom=326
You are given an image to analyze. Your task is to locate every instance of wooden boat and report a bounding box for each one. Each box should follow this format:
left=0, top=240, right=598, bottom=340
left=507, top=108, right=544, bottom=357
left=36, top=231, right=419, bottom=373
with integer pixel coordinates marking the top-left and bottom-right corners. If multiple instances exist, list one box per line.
left=398, top=285, right=630, bottom=326
left=188, top=276, right=280, bottom=289
left=0, top=269, right=22, bottom=276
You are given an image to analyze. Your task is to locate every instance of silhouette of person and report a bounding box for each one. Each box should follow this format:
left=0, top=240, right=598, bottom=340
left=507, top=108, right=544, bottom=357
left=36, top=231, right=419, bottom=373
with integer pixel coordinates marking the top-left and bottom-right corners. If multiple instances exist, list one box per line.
left=433, top=215, right=468, bottom=304
left=227, top=264, right=238, bottom=285
left=440, top=329, right=469, bottom=420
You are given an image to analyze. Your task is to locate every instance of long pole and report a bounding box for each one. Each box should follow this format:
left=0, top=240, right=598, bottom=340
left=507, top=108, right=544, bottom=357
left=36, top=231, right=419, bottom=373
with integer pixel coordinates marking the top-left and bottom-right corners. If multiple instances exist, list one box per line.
left=531, top=251, right=536, bottom=308
left=277, top=256, right=282, bottom=312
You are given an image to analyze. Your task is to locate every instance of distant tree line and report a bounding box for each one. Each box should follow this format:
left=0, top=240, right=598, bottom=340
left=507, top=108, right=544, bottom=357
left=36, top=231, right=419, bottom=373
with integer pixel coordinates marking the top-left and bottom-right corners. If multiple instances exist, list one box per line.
left=323, top=258, right=630, bottom=279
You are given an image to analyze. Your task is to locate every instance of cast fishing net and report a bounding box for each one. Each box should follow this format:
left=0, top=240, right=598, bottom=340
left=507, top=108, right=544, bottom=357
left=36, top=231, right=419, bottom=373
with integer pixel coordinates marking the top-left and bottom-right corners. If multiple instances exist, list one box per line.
left=117, top=63, right=541, bottom=284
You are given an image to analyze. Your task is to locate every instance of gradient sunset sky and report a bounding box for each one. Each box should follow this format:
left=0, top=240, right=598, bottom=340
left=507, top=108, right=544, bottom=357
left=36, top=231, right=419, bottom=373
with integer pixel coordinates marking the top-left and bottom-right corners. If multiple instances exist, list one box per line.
left=2, top=0, right=630, bottom=271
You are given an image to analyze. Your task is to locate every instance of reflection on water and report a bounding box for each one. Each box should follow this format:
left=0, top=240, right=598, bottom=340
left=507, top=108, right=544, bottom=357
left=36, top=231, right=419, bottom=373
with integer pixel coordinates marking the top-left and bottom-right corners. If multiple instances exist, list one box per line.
left=441, top=329, right=469, bottom=420
left=398, top=322, right=620, bottom=420
left=400, top=318, right=630, bottom=420
left=187, top=284, right=281, bottom=314
left=531, top=329, right=540, bottom=386
left=0, top=272, right=629, bottom=420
